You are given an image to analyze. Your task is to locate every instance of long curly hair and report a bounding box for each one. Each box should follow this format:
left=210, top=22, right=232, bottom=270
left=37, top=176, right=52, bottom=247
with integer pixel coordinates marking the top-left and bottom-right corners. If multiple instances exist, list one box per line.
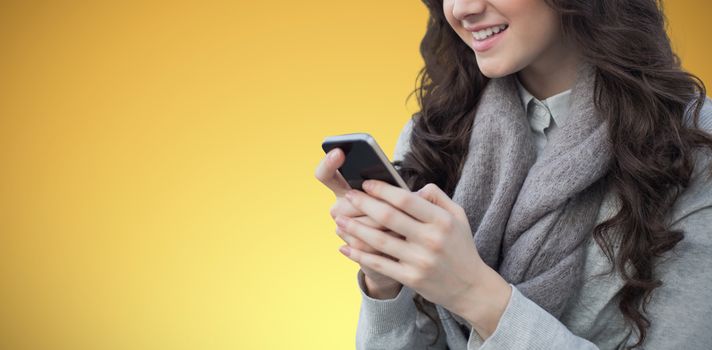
left=394, top=0, right=712, bottom=348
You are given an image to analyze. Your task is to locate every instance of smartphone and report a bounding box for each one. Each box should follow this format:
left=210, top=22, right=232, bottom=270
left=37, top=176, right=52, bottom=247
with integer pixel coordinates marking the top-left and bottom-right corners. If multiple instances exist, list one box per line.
left=321, top=133, right=410, bottom=191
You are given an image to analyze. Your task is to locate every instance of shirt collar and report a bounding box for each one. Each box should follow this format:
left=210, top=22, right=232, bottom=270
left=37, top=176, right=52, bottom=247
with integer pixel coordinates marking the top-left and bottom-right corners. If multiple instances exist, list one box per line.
left=515, top=76, right=572, bottom=129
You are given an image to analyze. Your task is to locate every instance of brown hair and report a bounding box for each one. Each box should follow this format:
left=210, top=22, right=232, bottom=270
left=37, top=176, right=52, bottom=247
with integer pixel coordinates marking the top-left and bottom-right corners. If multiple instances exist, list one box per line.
left=395, top=0, right=712, bottom=348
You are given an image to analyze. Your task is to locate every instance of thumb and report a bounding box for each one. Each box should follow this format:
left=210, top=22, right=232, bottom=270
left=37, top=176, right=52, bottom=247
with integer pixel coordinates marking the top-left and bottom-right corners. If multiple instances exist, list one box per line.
left=416, top=183, right=464, bottom=217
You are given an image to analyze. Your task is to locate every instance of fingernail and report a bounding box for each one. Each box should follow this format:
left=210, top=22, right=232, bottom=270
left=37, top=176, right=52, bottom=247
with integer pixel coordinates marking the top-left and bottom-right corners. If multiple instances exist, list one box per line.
left=362, top=180, right=372, bottom=191
left=339, top=245, right=351, bottom=257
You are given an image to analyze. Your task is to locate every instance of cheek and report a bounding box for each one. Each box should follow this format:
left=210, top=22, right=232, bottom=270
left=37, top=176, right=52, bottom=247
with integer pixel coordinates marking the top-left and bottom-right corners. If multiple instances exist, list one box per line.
left=514, top=12, right=560, bottom=58
left=520, top=1, right=561, bottom=47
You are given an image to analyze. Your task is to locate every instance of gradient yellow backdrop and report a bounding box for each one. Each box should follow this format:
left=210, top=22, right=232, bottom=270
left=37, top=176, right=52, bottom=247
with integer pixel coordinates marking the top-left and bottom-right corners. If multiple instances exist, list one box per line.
left=0, top=1, right=710, bottom=349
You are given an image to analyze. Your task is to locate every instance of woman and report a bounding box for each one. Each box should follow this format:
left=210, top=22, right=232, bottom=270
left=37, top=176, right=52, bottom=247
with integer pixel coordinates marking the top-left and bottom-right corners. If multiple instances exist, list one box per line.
left=315, top=0, right=712, bottom=348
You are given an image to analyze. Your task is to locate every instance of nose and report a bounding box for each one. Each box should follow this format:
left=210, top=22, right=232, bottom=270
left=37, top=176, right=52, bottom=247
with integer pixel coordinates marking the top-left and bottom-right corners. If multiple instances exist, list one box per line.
left=451, top=0, right=486, bottom=21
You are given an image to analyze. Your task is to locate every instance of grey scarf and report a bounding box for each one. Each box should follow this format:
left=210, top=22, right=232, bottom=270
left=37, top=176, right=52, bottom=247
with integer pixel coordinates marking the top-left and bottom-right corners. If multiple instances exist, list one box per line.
left=444, top=62, right=612, bottom=325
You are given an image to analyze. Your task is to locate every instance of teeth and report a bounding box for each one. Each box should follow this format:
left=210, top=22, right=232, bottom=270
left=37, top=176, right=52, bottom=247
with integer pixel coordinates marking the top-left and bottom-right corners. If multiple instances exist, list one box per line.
left=473, top=24, right=508, bottom=41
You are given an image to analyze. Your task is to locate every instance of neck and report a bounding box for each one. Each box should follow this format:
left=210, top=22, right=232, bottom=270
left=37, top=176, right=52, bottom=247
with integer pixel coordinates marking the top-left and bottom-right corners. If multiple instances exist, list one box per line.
left=516, top=41, right=581, bottom=100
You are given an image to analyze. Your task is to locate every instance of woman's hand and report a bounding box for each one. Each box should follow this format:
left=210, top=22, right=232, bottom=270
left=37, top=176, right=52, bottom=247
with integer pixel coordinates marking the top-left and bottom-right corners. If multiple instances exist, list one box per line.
left=335, top=179, right=512, bottom=339
left=314, top=148, right=403, bottom=294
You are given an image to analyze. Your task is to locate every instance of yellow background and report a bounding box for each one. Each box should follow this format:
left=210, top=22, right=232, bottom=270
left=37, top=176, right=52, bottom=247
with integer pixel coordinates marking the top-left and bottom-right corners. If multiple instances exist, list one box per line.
left=0, top=1, right=709, bottom=349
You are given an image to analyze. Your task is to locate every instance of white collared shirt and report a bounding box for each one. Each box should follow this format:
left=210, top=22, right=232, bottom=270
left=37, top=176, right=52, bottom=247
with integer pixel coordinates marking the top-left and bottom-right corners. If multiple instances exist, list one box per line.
left=515, top=77, right=572, bottom=157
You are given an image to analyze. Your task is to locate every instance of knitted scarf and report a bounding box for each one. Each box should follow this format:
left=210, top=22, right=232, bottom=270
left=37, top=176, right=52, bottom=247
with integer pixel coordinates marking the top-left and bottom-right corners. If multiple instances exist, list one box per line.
left=445, top=62, right=612, bottom=324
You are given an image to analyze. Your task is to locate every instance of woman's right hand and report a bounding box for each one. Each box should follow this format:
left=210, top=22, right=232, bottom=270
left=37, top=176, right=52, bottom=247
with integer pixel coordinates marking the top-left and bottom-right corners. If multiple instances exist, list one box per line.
left=315, top=148, right=403, bottom=297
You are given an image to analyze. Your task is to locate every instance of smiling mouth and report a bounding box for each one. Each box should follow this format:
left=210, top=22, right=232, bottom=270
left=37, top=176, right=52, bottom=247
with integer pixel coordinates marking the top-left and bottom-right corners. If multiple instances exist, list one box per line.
left=472, top=24, right=509, bottom=41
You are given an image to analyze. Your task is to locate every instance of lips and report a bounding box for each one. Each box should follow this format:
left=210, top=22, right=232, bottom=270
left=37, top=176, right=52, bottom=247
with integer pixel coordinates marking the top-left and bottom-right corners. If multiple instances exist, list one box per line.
left=464, top=23, right=509, bottom=33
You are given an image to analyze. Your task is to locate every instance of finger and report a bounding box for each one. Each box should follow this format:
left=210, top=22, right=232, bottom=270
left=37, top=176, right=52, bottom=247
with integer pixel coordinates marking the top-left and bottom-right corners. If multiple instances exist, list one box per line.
left=330, top=198, right=363, bottom=219
left=361, top=179, right=450, bottom=224
left=416, top=183, right=466, bottom=218
left=336, top=215, right=416, bottom=263
left=338, top=245, right=411, bottom=285
left=335, top=226, right=399, bottom=260
left=345, top=189, right=423, bottom=241
left=315, top=148, right=351, bottom=196
left=335, top=226, right=371, bottom=252
left=352, top=215, right=386, bottom=230
left=330, top=200, right=386, bottom=230
left=350, top=221, right=406, bottom=241
left=349, top=219, right=406, bottom=241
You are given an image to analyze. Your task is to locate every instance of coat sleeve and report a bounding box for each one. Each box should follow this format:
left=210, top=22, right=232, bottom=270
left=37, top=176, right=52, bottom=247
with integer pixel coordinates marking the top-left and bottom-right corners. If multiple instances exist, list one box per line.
left=355, top=269, right=448, bottom=350
left=464, top=284, right=599, bottom=349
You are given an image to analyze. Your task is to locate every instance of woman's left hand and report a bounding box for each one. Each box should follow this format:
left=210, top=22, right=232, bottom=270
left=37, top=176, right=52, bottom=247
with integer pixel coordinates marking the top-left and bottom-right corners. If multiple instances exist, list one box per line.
left=335, top=179, right=511, bottom=338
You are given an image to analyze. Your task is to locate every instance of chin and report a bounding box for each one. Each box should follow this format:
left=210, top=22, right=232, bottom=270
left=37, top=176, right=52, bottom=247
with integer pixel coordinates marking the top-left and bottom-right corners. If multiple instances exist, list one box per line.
left=476, top=58, right=516, bottom=78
